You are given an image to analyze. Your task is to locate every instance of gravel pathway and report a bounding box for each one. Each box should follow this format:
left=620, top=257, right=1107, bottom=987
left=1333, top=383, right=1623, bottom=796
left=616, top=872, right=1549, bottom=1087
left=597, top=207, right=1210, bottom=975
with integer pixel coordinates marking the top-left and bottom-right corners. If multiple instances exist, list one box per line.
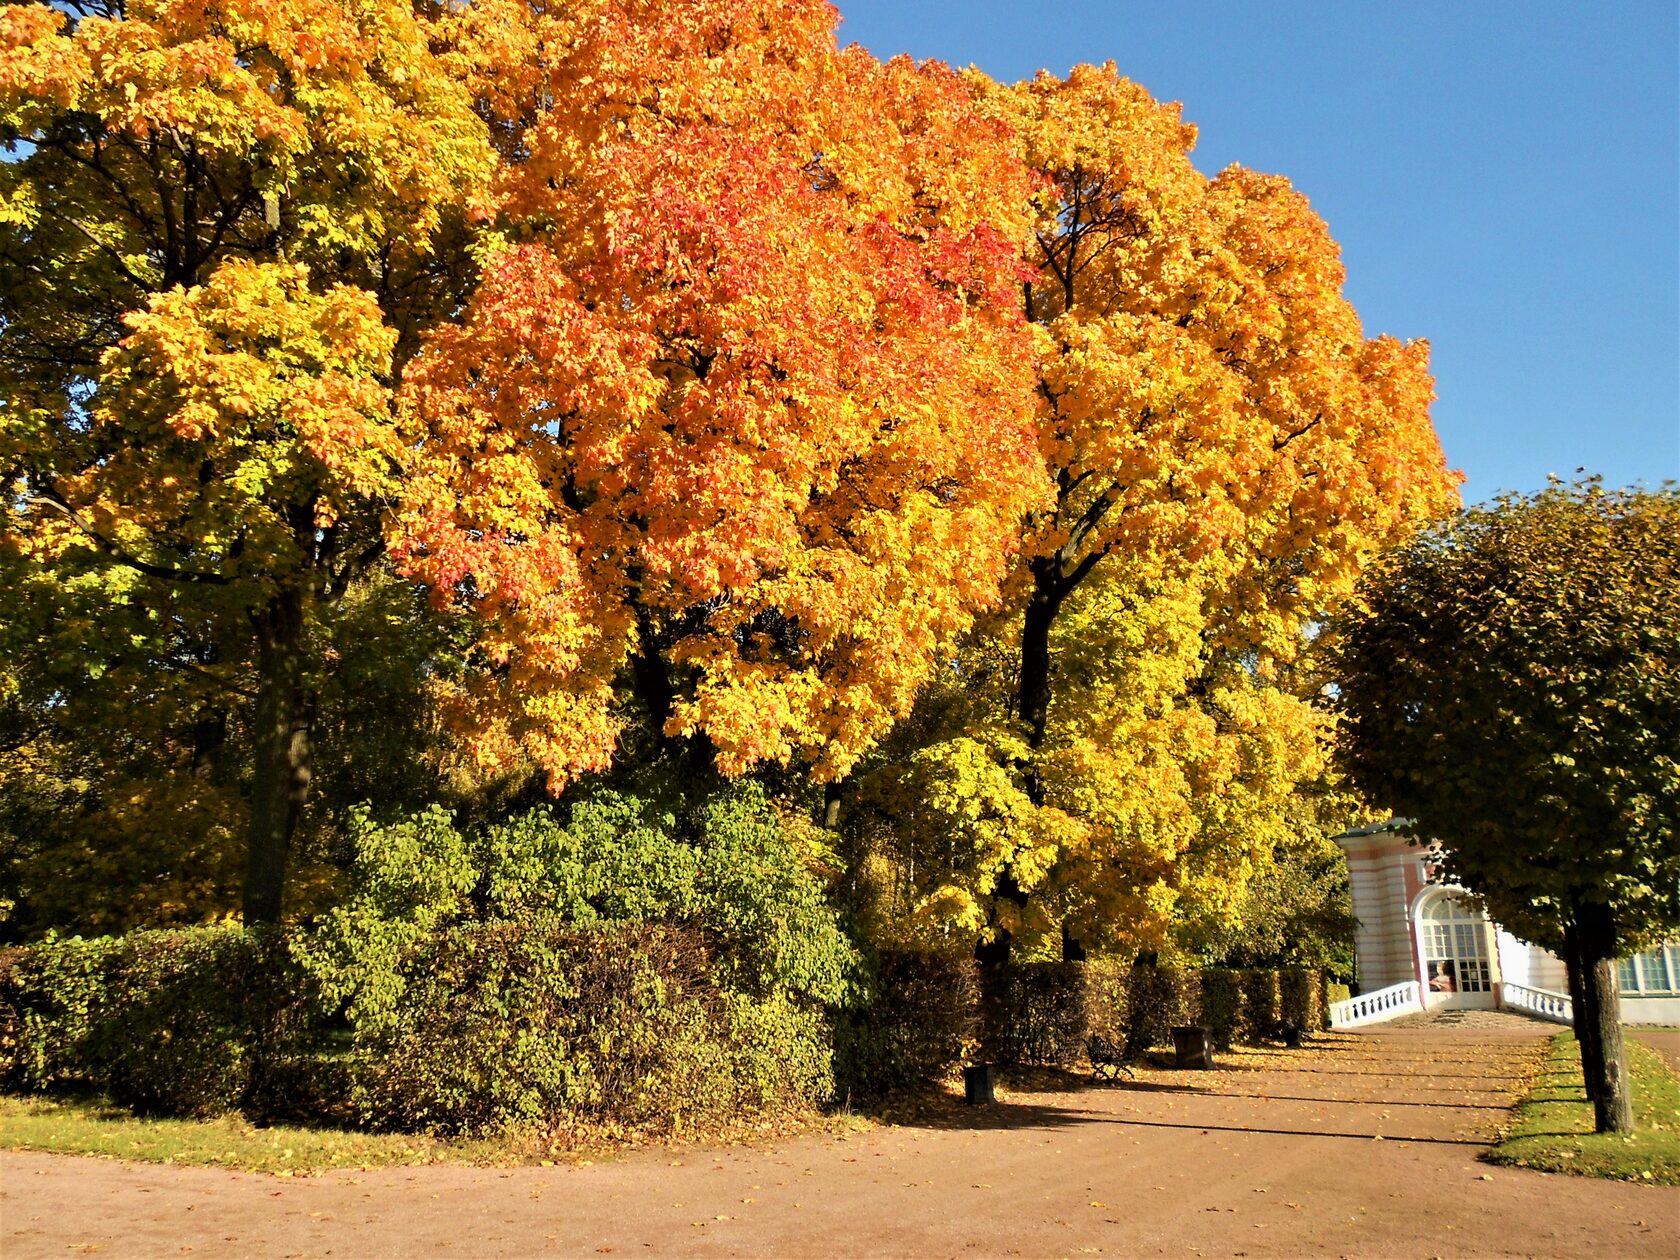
left=4, top=1014, right=1676, bottom=1259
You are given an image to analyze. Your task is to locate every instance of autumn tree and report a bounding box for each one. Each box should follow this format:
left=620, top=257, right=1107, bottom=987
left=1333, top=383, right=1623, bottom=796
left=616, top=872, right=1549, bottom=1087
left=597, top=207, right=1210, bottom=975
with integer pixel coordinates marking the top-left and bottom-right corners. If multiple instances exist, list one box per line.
left=0, top=0, right=493, bottom=922
left=1336, top=480, right=1680, bottom=1134
left=845, top=64, right=1457, bottom=962
left=393, top=0, right=1046, bottom=790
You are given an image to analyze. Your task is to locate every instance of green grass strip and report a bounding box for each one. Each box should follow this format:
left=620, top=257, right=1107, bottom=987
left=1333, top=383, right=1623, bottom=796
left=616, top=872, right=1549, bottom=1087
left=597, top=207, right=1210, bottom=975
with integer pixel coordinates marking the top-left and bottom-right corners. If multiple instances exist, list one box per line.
left=0, top=1095, right=500, bottom=1175
left=1487, top=1031, right=1680, bottom=1184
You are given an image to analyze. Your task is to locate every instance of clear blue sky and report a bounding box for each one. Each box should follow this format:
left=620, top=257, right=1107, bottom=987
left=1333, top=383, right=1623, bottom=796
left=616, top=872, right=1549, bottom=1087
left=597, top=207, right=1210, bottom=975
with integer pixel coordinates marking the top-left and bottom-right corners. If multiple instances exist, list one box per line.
left=835, top=1, right=1679, bottom=507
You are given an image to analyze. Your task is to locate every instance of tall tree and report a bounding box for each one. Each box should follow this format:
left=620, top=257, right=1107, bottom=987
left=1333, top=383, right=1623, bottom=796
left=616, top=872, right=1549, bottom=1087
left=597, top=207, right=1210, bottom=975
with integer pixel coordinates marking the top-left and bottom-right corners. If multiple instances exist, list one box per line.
left=844, top=64, right=1457, bottom=962
left=1336, top=480, right=1680, bottom=1134
left=0, top=0, right=493, bottom=922
left=394, top=0, right=1047, bottom=789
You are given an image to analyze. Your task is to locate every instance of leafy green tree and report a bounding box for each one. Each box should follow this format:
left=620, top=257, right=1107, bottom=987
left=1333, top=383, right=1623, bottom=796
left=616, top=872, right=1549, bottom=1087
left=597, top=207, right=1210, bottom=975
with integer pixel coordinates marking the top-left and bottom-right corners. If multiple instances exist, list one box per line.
left=1179, top=828, right=1357, bottom=978
left=0, top=0, right=492, bottom=922
left=1336, top=479, right=1680, bottom=1133
left=0, top=562, right=464, bottom=937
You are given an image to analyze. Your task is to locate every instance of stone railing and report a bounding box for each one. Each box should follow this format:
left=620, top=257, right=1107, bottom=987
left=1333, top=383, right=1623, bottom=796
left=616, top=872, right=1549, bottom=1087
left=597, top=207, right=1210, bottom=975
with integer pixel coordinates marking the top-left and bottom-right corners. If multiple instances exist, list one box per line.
left=1328, top=980, right=1424, bottom=1029
left=1500, top=982, right=1572, bottom=1024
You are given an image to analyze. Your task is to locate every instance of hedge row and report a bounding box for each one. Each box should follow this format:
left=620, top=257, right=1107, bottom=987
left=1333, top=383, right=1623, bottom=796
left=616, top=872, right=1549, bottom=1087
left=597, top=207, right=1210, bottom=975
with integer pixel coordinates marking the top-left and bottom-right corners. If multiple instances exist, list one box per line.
left=1, top=931, right=1333, bottom=1125
left=0, top=923, right=830, bottom=1135
left=838, top=954, right=1330, bottom=1091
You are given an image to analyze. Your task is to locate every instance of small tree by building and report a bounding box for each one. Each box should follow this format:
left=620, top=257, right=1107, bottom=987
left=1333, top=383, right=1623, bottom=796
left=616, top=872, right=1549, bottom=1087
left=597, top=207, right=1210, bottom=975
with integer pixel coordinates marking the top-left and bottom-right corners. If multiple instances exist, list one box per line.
left=1335, top=479, right=1680, bottom=1133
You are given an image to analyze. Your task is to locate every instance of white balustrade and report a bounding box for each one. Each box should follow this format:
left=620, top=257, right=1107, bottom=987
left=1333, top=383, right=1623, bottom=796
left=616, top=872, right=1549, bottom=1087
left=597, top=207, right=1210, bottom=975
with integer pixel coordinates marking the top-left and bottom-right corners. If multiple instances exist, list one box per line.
left=1328, top=980, right=1424, bottom=1029
left=1499, top=982, right=1572, bottom=1024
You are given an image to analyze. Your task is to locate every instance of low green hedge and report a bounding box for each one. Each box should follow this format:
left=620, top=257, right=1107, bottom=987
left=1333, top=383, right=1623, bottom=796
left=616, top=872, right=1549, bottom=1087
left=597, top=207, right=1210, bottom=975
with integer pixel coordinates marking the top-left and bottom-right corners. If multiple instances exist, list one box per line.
left=833, top=951, right=979, bottom=1101
left=980, top=961, right=1089, bottom=1066
left=0, top=921, right=834, bottom=1136
left=1, top=924, right=1335, bottom=1126
left=0, top=927, right=311, bottom=1118
left=982, top=961, right=1331, bottom=1067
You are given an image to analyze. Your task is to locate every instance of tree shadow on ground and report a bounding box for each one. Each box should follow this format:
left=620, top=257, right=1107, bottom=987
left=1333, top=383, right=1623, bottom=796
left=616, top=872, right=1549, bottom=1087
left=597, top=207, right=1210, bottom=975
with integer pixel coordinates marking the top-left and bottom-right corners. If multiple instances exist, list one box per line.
left=880, top=1095, right=1494, bottom=1146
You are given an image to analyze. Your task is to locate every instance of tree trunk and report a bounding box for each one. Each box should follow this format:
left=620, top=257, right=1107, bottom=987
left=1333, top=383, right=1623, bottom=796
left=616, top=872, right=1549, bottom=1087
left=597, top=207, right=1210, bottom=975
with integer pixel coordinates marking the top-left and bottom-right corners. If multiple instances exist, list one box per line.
left=1016, top=576, right=1060, bottom=784
left=1060, top=923, right=1086, bottom=963
left=244, top=588, right=312, bottom=925
left=1560, top=922, right=1601, bottom=1104
left=1573, top=902, right=1633, bottom=1133
left=631, top=605, right=677, bottom=741
left=1016, top=562, right=1080, bottom=950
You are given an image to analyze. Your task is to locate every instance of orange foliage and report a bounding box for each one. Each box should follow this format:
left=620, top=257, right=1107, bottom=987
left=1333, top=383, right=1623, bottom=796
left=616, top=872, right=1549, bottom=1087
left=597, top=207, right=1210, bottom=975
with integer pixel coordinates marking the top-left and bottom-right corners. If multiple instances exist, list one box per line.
left=395, top=0, right=1047, bottom=785
left=989, top=63, right=1459, bottom=659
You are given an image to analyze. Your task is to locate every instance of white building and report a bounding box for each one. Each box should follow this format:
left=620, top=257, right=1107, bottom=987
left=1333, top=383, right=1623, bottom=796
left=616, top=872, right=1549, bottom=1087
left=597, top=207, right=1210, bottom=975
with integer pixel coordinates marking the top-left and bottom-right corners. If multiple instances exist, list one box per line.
left=1335, top=819, right=1680, bottom=1026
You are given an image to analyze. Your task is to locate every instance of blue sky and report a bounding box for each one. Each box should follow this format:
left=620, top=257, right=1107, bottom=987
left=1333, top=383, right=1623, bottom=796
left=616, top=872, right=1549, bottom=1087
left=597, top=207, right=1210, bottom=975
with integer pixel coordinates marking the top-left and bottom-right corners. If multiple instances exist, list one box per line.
left=834, top=1, right=1679, bottom=507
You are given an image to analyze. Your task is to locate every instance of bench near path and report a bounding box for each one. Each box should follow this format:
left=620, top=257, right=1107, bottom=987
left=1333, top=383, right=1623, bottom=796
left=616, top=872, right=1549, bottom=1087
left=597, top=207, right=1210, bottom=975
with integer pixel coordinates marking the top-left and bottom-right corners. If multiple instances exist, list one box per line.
left=5, top=1014, right=1676, bottom=1259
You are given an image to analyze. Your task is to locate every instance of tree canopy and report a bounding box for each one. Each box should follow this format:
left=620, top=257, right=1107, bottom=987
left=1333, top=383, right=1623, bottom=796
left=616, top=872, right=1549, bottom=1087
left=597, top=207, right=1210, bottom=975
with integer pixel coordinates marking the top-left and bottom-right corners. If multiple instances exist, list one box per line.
left=840, top=63, right=1456, bottom=960
left=1336, top=479, right=1680, bottom=1131
left=3, top=1, right=1457, bottom=950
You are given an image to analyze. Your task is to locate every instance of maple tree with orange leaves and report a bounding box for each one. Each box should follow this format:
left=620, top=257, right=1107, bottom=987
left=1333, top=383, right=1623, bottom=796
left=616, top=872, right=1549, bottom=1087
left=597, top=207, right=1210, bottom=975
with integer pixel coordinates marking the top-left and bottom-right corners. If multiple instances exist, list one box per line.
left=2, top=2, right=1457, bottom=945
left=843, top=65, right=1458, bottom=962
left=394, top=0, right=1046, bottom=792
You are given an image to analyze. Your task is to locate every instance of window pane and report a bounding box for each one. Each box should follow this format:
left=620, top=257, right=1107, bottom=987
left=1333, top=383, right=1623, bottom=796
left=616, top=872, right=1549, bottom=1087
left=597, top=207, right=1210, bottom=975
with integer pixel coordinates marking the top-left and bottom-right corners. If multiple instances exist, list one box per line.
left=1617, top=957, right=1640, bottom=993
left=1640, top=949, right=1674, bottom=993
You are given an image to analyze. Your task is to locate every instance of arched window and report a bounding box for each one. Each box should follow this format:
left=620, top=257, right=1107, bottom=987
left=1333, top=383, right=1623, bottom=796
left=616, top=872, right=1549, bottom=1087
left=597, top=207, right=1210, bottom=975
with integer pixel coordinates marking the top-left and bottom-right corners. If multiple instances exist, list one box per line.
left=1417, top=891, right=1493, bottom=995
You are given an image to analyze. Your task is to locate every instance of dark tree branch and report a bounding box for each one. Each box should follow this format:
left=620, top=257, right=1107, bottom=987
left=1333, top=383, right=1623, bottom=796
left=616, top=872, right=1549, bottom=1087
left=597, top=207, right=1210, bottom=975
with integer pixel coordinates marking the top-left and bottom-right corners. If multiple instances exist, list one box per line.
left=26, top=494, right=232, bottom=585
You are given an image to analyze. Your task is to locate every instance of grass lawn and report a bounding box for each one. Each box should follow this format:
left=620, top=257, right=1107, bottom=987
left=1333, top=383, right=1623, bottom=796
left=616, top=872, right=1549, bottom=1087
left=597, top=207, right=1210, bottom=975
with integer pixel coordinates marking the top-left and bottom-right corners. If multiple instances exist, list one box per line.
left=0, top=1094, right=867, bottom=1176
left=0, top=1095, right=503, bottom=1175
left=1487, top=1030, right=1680, bottom=1184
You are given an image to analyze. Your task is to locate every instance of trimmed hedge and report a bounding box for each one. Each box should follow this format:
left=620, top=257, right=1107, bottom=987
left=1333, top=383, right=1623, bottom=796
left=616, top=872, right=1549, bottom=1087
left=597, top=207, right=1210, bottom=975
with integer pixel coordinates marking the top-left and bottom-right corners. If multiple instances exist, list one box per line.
left=0, top=928, right=313, bottom=1118
left=846, top=958, right=1334, bottom=1083
left=346, top=921, right=831, bottom=1135
left=0, top=922, right=833, bottom=1135
left=834, top=951, right=979, bottom=1101
left=981, top=962, right=1088, bottom=1066
left=0, top=929, right=1335, bottom=1124
left=979, top=962, right=1331, bottom=1069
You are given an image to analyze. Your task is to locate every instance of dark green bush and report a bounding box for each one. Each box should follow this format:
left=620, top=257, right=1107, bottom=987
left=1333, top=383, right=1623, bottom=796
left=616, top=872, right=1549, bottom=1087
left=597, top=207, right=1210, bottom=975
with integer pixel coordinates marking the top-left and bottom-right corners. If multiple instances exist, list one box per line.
left=1280, top=967, right=1327, bottom=1032
left=1240, top=968, right=1283, bottom=1034
left=834, top=951, right=978, bottom=1100
left=0, top=927, right=318, bottom=1118
left=1199, top=969, right=1243, bottom=1048
left=97, top=928, right=274, bottom=1117
left=1122, top=965, right=1199, bottom=1052
left=981, top=962, right=1087, bottom=1065
left=342, top=921, right=831, bottom=1135
left=0, top=919, right=836, bottom=1135
left=0, top=934, right=119, bottom=1093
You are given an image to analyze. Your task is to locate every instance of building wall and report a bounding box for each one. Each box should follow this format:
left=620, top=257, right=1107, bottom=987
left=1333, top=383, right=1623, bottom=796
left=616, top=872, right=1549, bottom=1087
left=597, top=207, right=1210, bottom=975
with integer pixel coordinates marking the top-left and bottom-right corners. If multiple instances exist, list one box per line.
left=1339, top=825, right=1678, bottom=1023
left=1495, top=931, right=1567, bottom=991
left=1624, top=996, right=1680, bottom=1025
left=1344, top=832, right=1423, bottom=990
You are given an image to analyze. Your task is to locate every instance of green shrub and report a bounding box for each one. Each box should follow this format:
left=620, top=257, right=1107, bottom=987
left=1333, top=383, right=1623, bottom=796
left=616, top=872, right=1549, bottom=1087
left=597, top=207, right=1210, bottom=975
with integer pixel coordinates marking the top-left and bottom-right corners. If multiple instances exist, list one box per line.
left=293, top=783, right=856, bottom=1033
left=1240, top=968, right=1282, bottom=1034
left=286, top=780, right=855, bottom=1135
left=341, top=921, right=832, bottom=1135
left=0, top=935, right=119, bottom=1093
left=1280, top=967, right=1327, bottom=1032
left=0, top=927, right=318, bottom=1118
left=1199, top=969, right=1243, bottom=1048
left=834, top=951, right=978, bottom=1100
left=982, top=962, right=1087, bottom=1065
left=1122, top=965, right=1199, bottom=1051
left=98, top=928, right=264, bottom=1117
left=1083, top=957, right=1131, bottom=1039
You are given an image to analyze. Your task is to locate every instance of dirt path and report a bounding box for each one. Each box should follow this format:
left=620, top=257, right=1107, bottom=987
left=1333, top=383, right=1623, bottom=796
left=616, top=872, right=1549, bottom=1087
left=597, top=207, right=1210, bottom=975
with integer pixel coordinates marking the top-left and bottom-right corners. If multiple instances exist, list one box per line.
left=5, top=1013, right=1675, bottom=1259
